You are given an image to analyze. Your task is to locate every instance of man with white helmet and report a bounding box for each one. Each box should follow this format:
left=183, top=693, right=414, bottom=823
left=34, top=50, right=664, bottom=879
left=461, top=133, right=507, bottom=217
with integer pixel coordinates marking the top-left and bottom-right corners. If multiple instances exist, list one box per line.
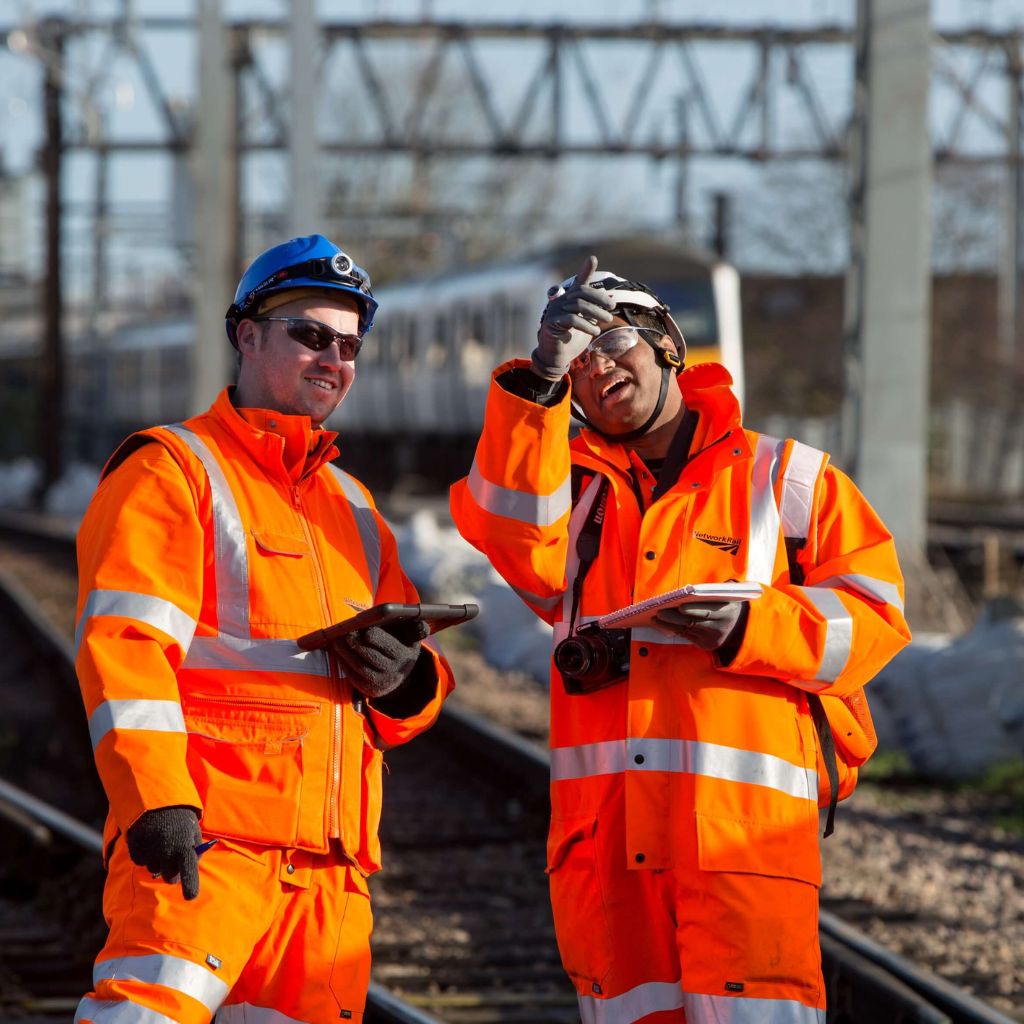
left=74, top=234, right=455, bottom=1023
left=451, top=255, right=910, bottom=1022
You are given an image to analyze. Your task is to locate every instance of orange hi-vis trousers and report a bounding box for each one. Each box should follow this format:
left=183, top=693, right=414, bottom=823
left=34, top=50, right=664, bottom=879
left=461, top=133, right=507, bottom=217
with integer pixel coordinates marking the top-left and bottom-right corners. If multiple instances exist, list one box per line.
left=75, top=838, right=372, bottom=1024
left=549, top=797, right=825, bottom=1024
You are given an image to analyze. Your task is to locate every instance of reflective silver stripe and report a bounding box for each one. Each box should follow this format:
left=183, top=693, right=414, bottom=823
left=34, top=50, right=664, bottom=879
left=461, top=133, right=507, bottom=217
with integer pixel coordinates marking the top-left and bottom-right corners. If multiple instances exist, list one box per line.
left=579, top=980, right=684, bottom=1024
left=630, top=626, right=694, bottom=647
left=89, top=699, right=187, bottom=751
left=510, top=582, right=563, bottom=612
left=683, top=991, right=825, bottom=1023
left=552, top=737, right=817, bottom=801
left=164, top=424, right=251, bottom=639
left=628, top=737, right=817, bottom=800
left=75, top=997, right=178, bottom=1024
left=560, top=475, right=606, bottom=629
left=183, top=635, right=329, bottom=677
left=327, top=465, right=381, bottom=597
left=93, top=953, right=228, bottom=1013
left=815, top=573, right=904, bottom=612
left=746, top=434, right=783, bottom=584
left=797, top=586, right=853, bottom=682
left=216, top=1003, right=311, bottom=1024
left=75, top=589, right=196, bottom=658
left=467, top=456, right=572, bottom=527
left=779, top=439, right=827, bottom=540
left=551, top=739, right=627, bottom=780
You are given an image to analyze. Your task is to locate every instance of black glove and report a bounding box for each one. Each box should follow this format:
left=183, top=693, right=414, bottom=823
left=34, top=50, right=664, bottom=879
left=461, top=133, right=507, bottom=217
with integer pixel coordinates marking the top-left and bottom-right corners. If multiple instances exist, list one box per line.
left=126, top=805, right=203, bottom=901
left=532, top=255, right=615, bottom=380
left=331, top=618, right=430, bottom=699
left=654, top=600, right=749, bottom=654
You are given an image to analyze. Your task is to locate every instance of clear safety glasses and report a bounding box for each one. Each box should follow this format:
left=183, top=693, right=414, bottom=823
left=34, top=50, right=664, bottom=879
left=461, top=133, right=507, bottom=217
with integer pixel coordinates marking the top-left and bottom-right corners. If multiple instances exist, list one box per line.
left=569, top=326, right=663, bottom=379
left=250, top=316, right=363, bottom=360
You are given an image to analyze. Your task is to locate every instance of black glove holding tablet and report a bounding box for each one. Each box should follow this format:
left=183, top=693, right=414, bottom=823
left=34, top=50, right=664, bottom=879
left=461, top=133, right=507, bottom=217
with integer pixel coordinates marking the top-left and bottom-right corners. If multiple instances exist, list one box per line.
left=298, top=602, right=479, bottom=707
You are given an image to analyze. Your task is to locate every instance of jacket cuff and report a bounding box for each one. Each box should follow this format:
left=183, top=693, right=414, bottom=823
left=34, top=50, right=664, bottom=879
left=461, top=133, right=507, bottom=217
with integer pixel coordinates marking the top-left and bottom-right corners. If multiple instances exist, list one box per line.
left=496, top=366, right=569, bottom=407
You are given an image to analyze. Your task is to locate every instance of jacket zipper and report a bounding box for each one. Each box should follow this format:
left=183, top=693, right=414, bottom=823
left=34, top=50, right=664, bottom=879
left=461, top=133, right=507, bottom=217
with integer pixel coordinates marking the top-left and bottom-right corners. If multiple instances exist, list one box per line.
left=292, top=484, right=344, bottom=841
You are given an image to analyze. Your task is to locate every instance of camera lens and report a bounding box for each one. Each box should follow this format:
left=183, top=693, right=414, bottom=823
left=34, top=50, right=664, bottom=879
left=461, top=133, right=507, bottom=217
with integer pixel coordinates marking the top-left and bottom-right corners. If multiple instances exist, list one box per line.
left=554, top=637, right=594, bottom=677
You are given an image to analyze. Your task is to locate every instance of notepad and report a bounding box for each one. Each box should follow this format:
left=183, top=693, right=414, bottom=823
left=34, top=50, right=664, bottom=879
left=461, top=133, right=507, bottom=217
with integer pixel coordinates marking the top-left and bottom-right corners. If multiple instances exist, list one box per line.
left=596, top=582, right=763, bottom=630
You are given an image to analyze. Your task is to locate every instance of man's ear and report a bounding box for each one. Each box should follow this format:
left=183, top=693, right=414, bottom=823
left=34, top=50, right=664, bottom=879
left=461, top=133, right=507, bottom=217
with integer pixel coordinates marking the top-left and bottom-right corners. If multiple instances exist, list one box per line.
left=235, top=318, right=260, bottom=356
left=656, top=333, right=683, bottom=372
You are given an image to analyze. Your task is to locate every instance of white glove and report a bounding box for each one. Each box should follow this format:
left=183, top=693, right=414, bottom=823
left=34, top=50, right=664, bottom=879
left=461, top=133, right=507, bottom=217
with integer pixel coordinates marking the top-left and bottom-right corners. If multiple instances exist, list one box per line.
left=654, top=601, right=748, bottom=652
left=531, top=255, right=615, bottom=380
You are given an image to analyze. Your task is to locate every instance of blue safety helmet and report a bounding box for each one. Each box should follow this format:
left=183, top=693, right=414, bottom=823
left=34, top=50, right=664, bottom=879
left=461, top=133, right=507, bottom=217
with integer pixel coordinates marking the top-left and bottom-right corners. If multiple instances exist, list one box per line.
left=225, top=234, right=378, bottom=347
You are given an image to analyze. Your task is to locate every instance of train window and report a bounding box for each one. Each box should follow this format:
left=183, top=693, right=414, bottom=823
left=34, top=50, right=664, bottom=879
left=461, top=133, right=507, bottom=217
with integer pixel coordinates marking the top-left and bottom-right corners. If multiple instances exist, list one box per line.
left=507, top=307, right=527, bottom=361
left=471, top=310, right=487, bottom=347
left=407, top=319, right=418, bottom=362
left=491, top=295, right=508, bottom=352
left=430, top=314, right=450, bottom=368
left=404, top=317, right=417, bottom=363
left=650, top=279, right=719, bottom=347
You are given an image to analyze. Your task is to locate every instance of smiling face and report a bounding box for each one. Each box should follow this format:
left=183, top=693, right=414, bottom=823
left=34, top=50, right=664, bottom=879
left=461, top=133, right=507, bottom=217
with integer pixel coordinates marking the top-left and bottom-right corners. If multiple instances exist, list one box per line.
left=569, top=315, right=683, bottom=445
left=233, top=293, right=361, bottom=426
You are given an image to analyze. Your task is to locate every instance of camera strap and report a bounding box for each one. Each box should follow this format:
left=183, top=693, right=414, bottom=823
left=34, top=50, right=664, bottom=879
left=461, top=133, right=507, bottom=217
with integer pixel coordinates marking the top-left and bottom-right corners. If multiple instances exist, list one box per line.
left=567, top=475, right=610, bottom=636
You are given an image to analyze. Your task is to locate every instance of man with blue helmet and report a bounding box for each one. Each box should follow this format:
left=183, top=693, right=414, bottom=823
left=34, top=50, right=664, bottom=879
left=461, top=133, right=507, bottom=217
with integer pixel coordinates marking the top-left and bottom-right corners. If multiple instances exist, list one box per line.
left=74, top=235, right=455, bottom=1023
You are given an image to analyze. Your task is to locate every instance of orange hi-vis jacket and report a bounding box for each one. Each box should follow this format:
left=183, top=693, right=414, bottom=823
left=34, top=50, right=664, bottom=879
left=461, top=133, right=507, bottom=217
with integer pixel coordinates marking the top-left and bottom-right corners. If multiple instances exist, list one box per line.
left=76, top=389, right=453, bottom=874
left=452, top=360, right=910, bottom=886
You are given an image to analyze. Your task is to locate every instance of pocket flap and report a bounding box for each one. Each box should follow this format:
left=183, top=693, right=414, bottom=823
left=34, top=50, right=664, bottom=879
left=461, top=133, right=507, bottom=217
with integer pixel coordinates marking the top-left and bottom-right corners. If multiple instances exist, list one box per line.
left=252, top=530, right=309, bottom=557
left=696, top=812, right=821, bottom=886
left=546, top=815, right=597, bottom=874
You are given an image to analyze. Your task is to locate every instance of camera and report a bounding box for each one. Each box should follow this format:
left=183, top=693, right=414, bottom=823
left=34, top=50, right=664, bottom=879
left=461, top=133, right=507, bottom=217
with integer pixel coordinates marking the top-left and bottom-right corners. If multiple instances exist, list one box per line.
left=554, top=623, right=630, bottom=694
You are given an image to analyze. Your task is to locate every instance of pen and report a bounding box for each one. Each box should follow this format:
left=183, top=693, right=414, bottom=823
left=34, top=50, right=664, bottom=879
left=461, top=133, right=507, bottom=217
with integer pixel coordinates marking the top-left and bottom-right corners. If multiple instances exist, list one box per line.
left=150, top=838, right=219, bottom=879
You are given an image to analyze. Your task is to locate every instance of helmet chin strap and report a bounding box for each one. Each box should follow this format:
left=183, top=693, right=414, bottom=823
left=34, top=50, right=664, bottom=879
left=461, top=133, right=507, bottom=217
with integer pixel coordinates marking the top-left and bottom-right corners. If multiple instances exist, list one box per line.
left=570, top=338, right=682, bottom=443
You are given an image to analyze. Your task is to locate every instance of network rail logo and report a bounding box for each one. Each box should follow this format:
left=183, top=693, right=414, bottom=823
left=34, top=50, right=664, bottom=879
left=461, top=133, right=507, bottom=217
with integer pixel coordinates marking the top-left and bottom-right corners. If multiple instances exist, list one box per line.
left=693, top=531, right=741, bottom=556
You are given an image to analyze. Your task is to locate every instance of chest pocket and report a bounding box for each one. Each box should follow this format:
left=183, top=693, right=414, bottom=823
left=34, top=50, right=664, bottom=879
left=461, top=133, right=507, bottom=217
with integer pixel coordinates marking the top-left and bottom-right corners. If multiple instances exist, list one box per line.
left=252, top=530, right=309, bottom=558
left=249, top=529, right=320, bottom=632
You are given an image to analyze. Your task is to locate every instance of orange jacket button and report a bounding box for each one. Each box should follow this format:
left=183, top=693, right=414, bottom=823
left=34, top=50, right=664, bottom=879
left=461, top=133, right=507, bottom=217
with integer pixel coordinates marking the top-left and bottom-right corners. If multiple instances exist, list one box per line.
left=635, top=853, right=646, bottom=863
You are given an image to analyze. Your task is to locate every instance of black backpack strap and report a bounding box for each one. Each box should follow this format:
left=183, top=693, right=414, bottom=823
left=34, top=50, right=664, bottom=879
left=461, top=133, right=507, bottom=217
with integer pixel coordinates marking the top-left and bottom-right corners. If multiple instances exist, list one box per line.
left=807, top=693, right=839, bottom=838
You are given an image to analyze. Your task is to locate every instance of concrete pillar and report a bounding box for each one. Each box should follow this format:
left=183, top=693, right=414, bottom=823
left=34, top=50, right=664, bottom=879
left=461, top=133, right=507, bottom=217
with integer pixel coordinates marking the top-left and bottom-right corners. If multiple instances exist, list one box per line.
left=191, top=0, right=237, bottom=415
left=843, top=0, right=932, bottom=556
left=288, top=0, right=321, bottom=235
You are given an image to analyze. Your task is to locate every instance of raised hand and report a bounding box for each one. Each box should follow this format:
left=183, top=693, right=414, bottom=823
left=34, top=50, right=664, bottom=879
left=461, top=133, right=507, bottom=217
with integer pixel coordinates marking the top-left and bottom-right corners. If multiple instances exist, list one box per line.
left=531, top=255, right=616, bottom=380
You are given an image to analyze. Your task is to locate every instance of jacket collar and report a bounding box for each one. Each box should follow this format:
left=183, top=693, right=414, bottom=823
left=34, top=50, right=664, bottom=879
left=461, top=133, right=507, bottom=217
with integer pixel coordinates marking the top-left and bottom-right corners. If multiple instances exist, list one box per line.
left=211, top=388, right=340, bottom=484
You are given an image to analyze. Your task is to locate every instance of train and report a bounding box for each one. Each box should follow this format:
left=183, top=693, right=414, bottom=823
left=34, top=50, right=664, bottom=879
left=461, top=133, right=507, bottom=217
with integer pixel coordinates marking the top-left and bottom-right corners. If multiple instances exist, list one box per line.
left=332, top=236, right=743, bottom=438
left=0, top=237, right=743, bottom=483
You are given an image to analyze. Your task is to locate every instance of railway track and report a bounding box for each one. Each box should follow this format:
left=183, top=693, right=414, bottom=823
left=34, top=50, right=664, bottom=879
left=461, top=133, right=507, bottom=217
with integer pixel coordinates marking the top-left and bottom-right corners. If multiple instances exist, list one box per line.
left=0, top=510, right=1019, bottom=1024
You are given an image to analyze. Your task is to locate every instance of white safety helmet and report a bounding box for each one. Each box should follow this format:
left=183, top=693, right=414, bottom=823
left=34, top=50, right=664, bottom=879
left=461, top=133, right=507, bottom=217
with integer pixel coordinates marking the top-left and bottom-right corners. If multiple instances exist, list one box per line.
left=549, top=270, right=687, bottom=364
left=552, top=269, right=687, bottom=442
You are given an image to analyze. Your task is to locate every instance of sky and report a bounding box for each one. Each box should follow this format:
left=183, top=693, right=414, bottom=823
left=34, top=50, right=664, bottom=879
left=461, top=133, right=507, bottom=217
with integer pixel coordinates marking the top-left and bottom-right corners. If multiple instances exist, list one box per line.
left=1, top=0, right=1023, bottom=294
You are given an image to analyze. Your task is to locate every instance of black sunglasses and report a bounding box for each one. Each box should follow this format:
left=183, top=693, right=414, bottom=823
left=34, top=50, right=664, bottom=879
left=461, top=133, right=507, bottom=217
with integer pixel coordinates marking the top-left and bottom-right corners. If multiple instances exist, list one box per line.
left=250, top=316, right=363, bottom=360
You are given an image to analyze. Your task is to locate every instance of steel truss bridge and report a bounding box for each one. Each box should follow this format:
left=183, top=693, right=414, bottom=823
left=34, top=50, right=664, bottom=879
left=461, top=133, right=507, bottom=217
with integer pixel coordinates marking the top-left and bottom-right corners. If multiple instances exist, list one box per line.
left=2, top=16, right=1024, bottom=165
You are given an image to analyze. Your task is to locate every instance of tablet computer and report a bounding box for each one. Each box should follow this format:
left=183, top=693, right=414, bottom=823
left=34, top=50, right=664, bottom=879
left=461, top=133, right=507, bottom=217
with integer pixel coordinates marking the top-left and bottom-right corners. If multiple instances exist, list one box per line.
left=297, top=602, right=479, bottom=651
